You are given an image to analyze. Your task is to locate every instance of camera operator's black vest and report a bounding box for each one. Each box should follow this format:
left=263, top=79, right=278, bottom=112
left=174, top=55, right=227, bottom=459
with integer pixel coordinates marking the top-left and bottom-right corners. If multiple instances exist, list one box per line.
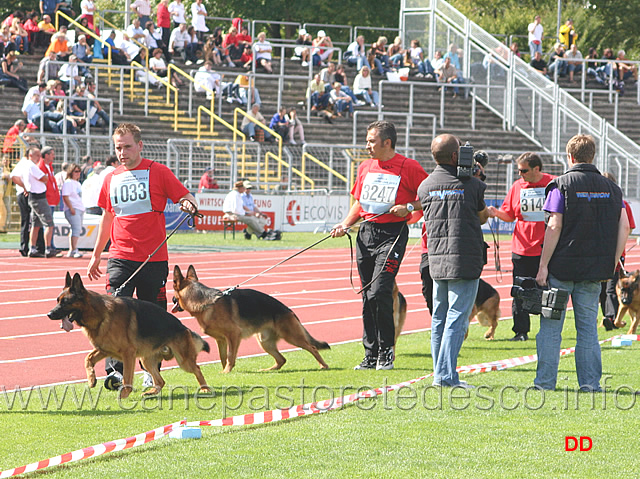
left=418, top=164, right=486, bottom=280
left=546, top=163, right=623, bottom=281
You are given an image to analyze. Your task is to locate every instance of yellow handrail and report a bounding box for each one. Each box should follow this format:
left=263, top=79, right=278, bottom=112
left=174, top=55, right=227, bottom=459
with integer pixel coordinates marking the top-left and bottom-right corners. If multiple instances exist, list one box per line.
left=167, top=63, right=215, bottom=112
left=265, top=152, right=314, bottom=189
left=129, top=60, right=171, bottom=100
left=129, top=60, right=179, bottom=130
left=54, top=11, right=111, bottom=66
left=300, top=151, right=348, bottom=191
left=196, top=105, right=244, bottom=141
left=233, top=107, right=283, bottom=181
left=94, top=12, right=149, bottom=70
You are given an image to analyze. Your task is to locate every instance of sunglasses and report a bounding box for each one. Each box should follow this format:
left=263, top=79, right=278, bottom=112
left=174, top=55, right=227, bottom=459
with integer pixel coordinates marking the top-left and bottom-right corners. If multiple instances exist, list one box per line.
left=518, top=168, right=529, bottom=174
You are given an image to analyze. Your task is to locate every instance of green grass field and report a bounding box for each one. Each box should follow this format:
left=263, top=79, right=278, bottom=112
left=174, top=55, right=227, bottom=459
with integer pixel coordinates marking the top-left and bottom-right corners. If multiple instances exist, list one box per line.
left=1, top=319, right=638, bottom=478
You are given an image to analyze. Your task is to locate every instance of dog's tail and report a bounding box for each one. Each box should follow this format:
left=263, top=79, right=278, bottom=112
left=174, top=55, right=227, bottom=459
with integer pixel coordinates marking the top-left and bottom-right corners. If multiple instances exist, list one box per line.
left=304, top=328, right=331, bottom=350
left=398, top=291, right=407, bottom=313
left=190, top=330, right=211, bottom=354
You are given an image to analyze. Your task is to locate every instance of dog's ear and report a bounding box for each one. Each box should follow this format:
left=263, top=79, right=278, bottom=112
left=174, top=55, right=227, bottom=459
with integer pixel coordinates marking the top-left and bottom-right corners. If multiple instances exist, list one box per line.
left=187, top=265, right=198, bottom=281
left=65, top=272, right=72, bottom=288
left=71, top=273, right=86, bottom=294
left=173, top=265, right=183, bottom=284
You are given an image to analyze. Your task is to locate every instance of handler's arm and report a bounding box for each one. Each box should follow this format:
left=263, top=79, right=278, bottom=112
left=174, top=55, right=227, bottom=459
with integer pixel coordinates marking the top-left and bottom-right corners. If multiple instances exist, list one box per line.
left=615, top=208, right=631, bottom=268
left=478, top=206, right=489, bottom=225
left=87, top=209, right=114, bottom=281
left=331, top=200, right=362, bottom=237
left=536, top=212, right=563, bottom=286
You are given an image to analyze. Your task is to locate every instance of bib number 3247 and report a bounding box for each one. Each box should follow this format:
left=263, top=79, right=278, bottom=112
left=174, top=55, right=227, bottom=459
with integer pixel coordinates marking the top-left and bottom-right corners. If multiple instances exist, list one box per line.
left=360, top=172, right=401, bottom=215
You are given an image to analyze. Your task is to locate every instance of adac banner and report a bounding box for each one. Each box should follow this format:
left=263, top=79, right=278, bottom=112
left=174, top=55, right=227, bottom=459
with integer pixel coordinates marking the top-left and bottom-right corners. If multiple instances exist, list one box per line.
left=195, top=193, right=350, bottom=232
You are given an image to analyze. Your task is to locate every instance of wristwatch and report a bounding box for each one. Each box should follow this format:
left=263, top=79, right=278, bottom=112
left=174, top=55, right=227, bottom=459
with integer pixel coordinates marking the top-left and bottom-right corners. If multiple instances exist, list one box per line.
left=406, top=203, right=415, bottom=212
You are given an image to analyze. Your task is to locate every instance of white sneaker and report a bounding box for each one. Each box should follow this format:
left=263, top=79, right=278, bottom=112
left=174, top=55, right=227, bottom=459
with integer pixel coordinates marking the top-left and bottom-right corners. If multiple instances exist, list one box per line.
left=142, top=371, right=154, bottom=388
left=72, top=250, right=83, bottom=258
left=289, top=139, right=297, bottom=145
left=185, top=60, right=193, bottom=66
left=228, top=61, right=236, bottom=68
left=301, top=61, right=309, bottom=67
left=355, top=100, right=366, bottom=106
left=196, top=59, right=204, bottom=64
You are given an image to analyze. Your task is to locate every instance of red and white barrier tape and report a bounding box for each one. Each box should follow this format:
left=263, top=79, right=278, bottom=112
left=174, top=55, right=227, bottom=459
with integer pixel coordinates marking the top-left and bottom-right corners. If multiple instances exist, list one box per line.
left=3, top=334, right=637, bottom=477
left=0, top=420, right=186, bottom=478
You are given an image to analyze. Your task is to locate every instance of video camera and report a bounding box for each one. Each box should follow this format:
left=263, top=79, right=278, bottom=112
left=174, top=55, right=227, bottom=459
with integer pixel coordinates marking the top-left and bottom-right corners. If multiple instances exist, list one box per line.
left=457, top=142, right=488, bottom=181
left=510, top=277, right=569, bottom=320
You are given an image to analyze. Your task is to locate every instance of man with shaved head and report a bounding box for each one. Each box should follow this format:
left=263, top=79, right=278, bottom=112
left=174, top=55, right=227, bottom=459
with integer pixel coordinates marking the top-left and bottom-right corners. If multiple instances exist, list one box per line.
left=418, top=134, right=489, bottom=388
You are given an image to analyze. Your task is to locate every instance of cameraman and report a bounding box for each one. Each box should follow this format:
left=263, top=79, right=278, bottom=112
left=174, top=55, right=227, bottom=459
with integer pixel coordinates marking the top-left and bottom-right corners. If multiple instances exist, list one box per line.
left=418, top=134, right=489, bottom=388
left=488, top=152, right=555, bottom=341
left=535, top=134, right=630, bottom=392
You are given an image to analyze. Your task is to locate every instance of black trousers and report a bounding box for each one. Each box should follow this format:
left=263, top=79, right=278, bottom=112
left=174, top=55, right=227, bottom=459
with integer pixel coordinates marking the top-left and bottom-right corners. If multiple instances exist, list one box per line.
left=511, top=253, right=541, bottom=334
left=600, top=268, right=621, bottom=319
left=356, top=221, right=407, bottom=355
left=420, top=253, right=434, bottom=316
left=104, top=259, right=169, bottom=374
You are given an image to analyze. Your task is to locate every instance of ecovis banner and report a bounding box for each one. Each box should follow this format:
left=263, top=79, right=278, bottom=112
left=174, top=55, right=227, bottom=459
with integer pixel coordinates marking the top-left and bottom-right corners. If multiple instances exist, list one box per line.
left=196, top=193, right=350, bottom=232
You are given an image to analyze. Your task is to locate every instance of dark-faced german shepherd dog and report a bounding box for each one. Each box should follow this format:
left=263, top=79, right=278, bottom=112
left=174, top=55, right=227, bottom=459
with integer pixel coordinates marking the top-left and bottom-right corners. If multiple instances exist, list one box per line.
left=48, top=272, right=211, bottom=399
left=172, top=265, right=330, bottom=372
left=614, top=269, right=640, bottom=334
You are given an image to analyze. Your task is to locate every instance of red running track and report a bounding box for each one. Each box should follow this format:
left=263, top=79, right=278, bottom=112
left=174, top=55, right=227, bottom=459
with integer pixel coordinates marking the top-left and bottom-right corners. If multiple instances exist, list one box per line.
left=1, top=240, right=638, bottom=391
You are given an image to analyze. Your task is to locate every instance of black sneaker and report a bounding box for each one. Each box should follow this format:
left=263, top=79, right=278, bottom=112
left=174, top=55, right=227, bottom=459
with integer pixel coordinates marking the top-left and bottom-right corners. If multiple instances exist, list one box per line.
left=510, top=333, right=528, bottom=341
left=244, top=230, right=252, bottom=240
left=28, top=248, right=44, bottom=258
left=376, top=347, right=394, bottom=370
left=45, top=248, right=58, bottom=258
left=602, top=317, right=614, bottom=331
left=354, top=354, right=377, bottom=370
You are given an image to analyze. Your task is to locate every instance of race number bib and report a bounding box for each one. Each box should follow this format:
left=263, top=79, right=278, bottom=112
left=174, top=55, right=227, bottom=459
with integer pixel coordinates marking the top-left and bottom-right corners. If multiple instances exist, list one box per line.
left=520, top=187, right=545, bottom=222
left=110, top=169, right=152, bottom=217
left=359, top=172, right=401, bottom=214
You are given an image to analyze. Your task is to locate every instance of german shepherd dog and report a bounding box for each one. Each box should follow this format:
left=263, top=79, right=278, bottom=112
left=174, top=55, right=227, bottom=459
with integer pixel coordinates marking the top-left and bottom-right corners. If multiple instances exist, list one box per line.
left=393, top=279, right=500, bottom=342
left=48, top=272, right=211, bottom=399
left=172, top=265, right=330, bottom=372
left=614, top=269, right=640, bottom=334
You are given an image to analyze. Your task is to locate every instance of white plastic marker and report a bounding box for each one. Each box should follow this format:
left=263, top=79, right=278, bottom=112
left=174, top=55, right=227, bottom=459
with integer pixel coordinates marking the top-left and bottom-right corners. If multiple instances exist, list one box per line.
left=2, top=335, right=636, bottom=477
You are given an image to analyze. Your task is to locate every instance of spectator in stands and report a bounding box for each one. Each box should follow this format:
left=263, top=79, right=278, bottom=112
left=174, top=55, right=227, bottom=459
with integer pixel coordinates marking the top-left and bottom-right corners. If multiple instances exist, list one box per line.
left=61, top=163, right=85, bottom=258
left=558, top=19, right=578, bottom=48
left=241, top=103, right=271, bottom=142
left=131, top=0, right=152, bottom=29
left=120, top=33, right=142, bottom=63
left=312, top=30, right=334, bottom=65
left=2, top=120, right=26, bottom=158
left=45, top=78, right=65, bottom=109
left=58, top=54, right=82, bottom=90
left=23, top=13, right=41, bottom=52
left=548, top=42, right=567, bottom=77
left=72, top=34, right=93, bottom=74
left=194, top=60, right=220, bottom=99
left=156, top=0, right=171, bottom=61
left=22, top=91, right=43, bottom=123
left=595, top=48, right=615, bottom=85
left=126, top=17, right=146, bottom=43
left=0, top=25, right=13, bottom=57
left=253, top=32, right=273, bottom=73
left=85, top=80, right=111, bottom=130
left=306, top=73, right=329, bottom=110
left=74, top=16, right=95, bottom=48
left=239, top=43, right=253, bottom=69
left=530, top=50, right=549, bottom=78
left=286, top=107, right=304, bottom=145
left=169, top=22, right=190, bottom=64
left=36, top=14, right=56, bottom=48
left=191, top=0, right=208, bottom=42
left=143, top=21, right=160, bottom=50
left=185, top=25, right=202, bottom=65
left=329, top=82, right=354, bottom=118
left=510, top=42, right=521, bottom=58
left=436, top=56, right=462, bottom=98
left=23, top=82, right=47, bottom=111
left=527, top=15, right=543, bottom=59
left=46, top=30, right=72, bottom=61
left=353, top=65, right=379, bottom=107
left=38, top=49, right=59, bottom=82
left=615, top=50, right=637, bottom=82
left=369, top=36, right=390, bottom=76
left=237, top=26, right=252, bottom=49
left=223, top=26, right=242, bottom=63
left=565, top=43, right=583, bottom=82
left=198, top=168, right=218, bottom=192
left=1, top=50, right=28, bottom=93
left=408, top=39, right=431, bottom=77
left=269, top=107, right=288, bottom=138
left=205, top=27, right=233, bottom=66
left=585, top=47, right=599, bottom=78
left=149, top=48, right=181, bottom=87
left=103, top=31, right=129, bottom=65
left=294, top=28, right=312, bottom=67
left=234, top=73, right=260, bottom=105
left=431, top=49, right=444, bottom=73
left=345, top=35, right=369, bottom=71
left=79, top=0, right=96, bottom=31
left=39, top=1, right=72, bottom=28
left=168, top=0, right=186, bottom=29
left=388, top=36, right=405, bottom=69
left=334, top=63, right=359, bottom=103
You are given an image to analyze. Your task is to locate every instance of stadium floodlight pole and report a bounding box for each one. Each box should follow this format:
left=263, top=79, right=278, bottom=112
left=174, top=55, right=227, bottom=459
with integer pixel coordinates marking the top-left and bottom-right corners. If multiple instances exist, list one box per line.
left=556, top=0, right=562, bottom=42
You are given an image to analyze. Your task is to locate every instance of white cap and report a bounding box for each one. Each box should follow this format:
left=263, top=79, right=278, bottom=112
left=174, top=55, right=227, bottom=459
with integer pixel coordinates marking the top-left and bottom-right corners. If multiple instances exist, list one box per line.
left=299, top=28, right=307, bottom=36
left=317, top=30, right=326, bottom=38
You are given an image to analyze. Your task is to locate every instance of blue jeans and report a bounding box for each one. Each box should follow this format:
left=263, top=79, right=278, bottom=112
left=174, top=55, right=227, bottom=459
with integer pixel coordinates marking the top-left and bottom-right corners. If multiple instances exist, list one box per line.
left=549, top=60, right=567, bottom=76
left=346, top=54, right=370, bottom=71
left=529, top=41, right=542, bottom=59
left=431, top=278, right=479, bottom=386
left=354, top=89, right=379, bottom=105
left=534, top=275, right=602, bottom=391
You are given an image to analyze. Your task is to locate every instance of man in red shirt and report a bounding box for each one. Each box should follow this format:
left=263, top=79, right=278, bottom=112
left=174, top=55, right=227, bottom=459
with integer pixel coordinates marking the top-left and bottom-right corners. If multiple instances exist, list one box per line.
left=87, top=123, right=198, bottom=386
left=488, top=152, right=555, bottom=341
left=156, top=0, right=172, bottom=61
left=38, top=146, right=61, bottom=253
left=331, top=121, right=428, bottom=370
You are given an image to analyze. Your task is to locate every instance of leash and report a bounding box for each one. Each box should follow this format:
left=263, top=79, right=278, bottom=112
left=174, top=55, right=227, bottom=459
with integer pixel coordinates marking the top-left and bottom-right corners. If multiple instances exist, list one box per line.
left=113, top=209, right=202, bottom=297
left=488, top=219, right=503, bottom=283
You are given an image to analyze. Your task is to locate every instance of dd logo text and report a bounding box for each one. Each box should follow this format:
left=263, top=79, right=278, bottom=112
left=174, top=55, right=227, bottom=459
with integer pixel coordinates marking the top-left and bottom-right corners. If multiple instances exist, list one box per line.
left=565, top=436, right=592, bottom=451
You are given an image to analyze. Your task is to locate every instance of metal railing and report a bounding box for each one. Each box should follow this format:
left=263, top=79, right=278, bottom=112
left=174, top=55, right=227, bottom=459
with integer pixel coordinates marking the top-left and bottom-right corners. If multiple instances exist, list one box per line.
left=55, top=11, right=112, bottom=66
